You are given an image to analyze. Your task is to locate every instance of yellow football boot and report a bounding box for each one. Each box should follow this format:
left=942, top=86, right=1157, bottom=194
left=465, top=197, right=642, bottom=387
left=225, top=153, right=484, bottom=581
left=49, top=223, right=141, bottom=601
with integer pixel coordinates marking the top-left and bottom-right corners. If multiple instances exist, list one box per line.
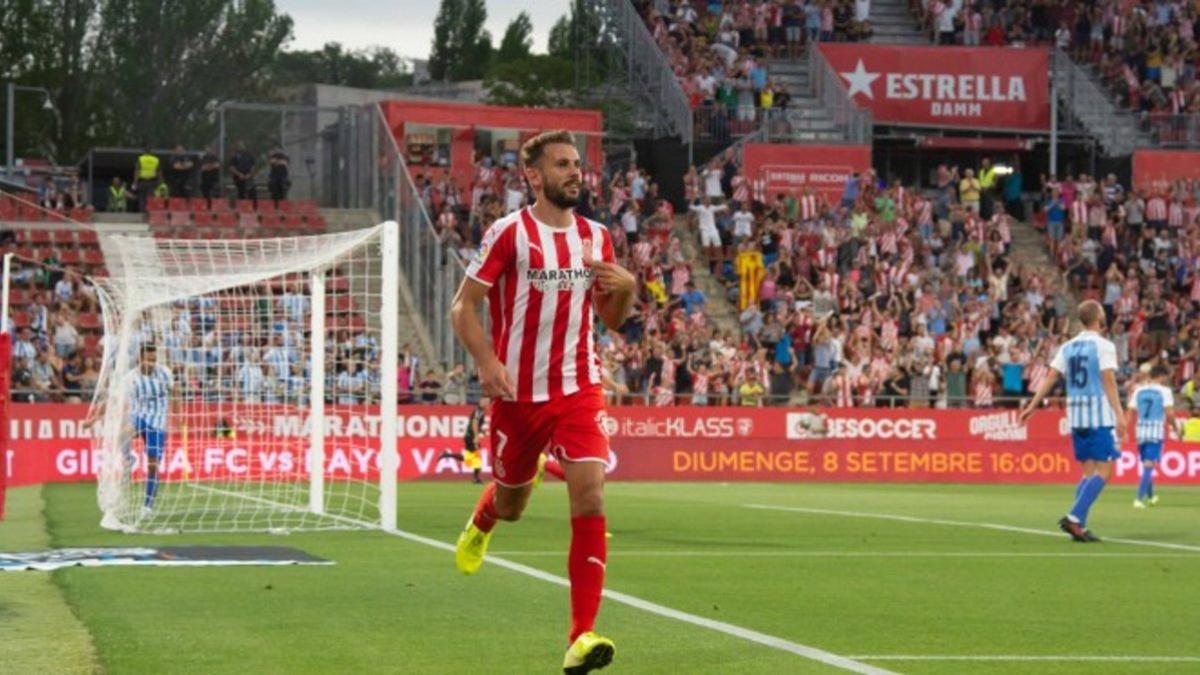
left=455, top=521, right=492, bottom=575
left=562, top=631, right=615, bottom=674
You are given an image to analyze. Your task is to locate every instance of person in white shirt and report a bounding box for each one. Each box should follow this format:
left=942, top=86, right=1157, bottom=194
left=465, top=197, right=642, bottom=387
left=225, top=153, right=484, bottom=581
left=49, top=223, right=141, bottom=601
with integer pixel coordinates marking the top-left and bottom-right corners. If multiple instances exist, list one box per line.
left=690, top=195, right=728, bottom=260
left=703, top=164, right=724, bottom=199
left=732, top=204, right=755, bottom=241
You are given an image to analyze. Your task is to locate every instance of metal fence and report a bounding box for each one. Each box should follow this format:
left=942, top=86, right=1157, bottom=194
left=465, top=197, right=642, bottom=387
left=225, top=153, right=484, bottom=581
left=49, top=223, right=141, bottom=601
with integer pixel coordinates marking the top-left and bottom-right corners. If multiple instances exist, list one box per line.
left=344, top=104, right=466, bottom=369
left=807, top=47, right=872, bottom=144
left=1142, top=113, right=1200, bottom=149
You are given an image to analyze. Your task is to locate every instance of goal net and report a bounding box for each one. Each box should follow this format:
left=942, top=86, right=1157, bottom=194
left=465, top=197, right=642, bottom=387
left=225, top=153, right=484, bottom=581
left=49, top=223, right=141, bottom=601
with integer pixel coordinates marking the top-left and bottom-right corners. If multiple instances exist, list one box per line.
left=90, top=223, right=399, bottom=533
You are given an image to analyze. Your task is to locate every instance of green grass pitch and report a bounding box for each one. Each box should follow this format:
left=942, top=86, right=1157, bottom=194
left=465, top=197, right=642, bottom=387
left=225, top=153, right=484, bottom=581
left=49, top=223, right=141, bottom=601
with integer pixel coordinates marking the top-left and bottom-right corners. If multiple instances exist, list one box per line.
left=2, top=481, right=1199, bottom=674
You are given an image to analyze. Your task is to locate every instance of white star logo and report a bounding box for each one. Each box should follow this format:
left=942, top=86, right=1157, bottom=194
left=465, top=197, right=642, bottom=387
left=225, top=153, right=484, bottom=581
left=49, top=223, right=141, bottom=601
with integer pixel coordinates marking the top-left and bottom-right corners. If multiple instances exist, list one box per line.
left=840, top=59, right=880, bottom=100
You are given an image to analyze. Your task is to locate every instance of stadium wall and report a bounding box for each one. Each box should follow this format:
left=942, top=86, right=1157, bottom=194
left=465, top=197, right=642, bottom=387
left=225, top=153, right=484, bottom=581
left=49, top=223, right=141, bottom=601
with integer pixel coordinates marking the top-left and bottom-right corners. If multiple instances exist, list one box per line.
left=7, top=405, right=1200, bottom=487
left=1132, top=150, right=1200, bottom=191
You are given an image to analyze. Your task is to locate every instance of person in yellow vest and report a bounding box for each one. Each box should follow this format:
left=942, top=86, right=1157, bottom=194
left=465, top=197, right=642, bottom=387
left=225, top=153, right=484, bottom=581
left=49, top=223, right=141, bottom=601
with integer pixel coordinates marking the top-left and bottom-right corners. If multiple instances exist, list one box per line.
left=959, top=168, right=982, bottom=215
left=978, top=156, right=997, bottom=218
left=107, top=176, right=131, bottom=213
left=739, top=366, right=765, bottom=407
left=134, top=147, right=161, bottom=212
left=735, top=240, right=765, bottom=311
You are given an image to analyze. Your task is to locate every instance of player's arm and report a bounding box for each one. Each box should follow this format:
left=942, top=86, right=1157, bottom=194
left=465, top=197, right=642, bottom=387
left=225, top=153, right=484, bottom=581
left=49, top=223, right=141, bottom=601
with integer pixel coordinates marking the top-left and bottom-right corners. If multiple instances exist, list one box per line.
left=1018, top=368, right=1059, bottom=424
left=1102, top=368, right=1127, bottom=440
left=601, top=370, right=628, bottom=395
left=451, top=278, right=516, bottom=400
left=589, top=233, right=636, bottom=331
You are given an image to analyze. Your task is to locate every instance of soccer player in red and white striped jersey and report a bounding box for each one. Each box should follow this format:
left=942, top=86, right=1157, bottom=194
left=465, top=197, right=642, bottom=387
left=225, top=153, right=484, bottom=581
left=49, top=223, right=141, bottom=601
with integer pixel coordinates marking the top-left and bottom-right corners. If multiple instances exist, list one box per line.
left=450, top=130, right=634, bottom=673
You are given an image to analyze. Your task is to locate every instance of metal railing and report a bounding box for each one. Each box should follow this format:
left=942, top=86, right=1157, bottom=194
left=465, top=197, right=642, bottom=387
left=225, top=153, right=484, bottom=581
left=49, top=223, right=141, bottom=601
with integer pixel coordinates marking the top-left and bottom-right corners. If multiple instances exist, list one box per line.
left=1050, top=48, right=1145, bottom=156
left=807, top=47, right=873, bottom=144
left=693, top=106, right=801, bottom=146
left=341, top=104, right=465, bottom=369
left=1141, top=113, right=1200, bottom=149
left=595, top=0, right=692, bottom=140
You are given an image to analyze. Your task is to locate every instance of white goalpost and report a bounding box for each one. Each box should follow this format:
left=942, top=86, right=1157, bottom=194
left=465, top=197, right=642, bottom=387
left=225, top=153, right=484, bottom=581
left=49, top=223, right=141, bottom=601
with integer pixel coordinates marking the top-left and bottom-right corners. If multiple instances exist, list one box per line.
left=89, top=222, right=399, bottom=533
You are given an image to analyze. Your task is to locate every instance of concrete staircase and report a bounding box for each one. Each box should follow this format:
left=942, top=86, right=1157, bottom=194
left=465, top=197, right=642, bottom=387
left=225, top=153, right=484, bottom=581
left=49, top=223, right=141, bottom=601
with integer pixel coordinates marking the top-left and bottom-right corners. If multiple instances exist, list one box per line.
left=867, top=0, right=928, bottom=44
left=767, top=59, right=864, bottom=142
left=1052, top=54, right=1153, bottom=157
left=1007, top=218, right=1078, bottom=317
left=672, top=217, right=741, bottom=334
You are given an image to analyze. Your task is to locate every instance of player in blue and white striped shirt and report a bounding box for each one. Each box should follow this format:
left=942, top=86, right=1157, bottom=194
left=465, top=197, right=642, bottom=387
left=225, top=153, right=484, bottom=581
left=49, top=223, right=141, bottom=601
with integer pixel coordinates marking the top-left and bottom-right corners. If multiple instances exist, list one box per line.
left=128, top=345, right=173, bottom=513
left=1021, top=301, right=1127, bottom=543
left=1127, top=366, right=1179, bottom=509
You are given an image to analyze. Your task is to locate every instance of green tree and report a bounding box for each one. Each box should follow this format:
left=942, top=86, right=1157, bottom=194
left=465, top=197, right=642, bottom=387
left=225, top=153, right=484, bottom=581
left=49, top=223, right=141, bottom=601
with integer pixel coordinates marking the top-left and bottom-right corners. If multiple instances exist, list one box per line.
left=274, top=43, right=411, bottom=89
left=484, top=55, right=573, bottom=108
left=496, top=11, right=533, bottom=64
left=547, top=14, right=571, bottom=59
left=427, top=0, right=462, bottom=82
left=86, top=0, right=292, bottom=151
left=454, top=0, right=491, bottom=80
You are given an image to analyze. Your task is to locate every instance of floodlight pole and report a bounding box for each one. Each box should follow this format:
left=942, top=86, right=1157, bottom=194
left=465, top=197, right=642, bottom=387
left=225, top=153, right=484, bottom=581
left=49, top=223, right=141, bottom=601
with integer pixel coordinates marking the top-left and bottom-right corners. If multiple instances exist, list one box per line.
left=5, top=82, right=54, bottom=179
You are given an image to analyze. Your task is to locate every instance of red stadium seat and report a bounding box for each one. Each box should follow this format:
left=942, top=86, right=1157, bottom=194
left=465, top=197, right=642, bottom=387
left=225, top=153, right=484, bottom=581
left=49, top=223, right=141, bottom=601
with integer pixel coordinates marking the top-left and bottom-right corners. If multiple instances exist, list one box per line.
left=148, top=210, right=170, bottom=226
left=69, top=207, right=93, bottom=222
left=277, top=200, right=296, bottom=214
left=83, top=250, right=105, bottom=266
left=283, top=214, right=304, bottom=229
left=147, top=197, right=167, bottom=211
left=170, top=211, right=193, bottom=225
left=257, top=200, right=277, bottom=214
left=216, top=212, right=237, bottom=228
left=238, top=212, right=259, bottom=229
left=193, top=211, right=216, bottom=227
left=295, top=199, right=318, bottom=214
left=59, top=249, right=83, bottom=265
left=29, top=230, right=51, bottom=245
left=168, top=198, right=188, bottom=211
left=78, top=230, right=99, bottom=246
left=53, top=230, right=75, bottom=245
left=83, top=334, right=102, bottom=354
left=235, top=199, right=256, bottom=213
left=260, top=214, right=283, bottom=229
left=10, top=311, right=29, bottom=328
left=306, top=215, right=327, bottom=232
left=209, top=198, right=232, bottom=213
left=189, top=198, right=210, bottom=212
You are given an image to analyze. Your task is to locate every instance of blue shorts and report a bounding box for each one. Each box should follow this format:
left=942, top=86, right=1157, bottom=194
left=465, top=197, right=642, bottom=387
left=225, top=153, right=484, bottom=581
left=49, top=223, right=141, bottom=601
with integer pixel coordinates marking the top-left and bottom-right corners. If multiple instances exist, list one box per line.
left=135, top=418, right=166, bottom=460
left=1137, top=442, right=1163, bottom=462
left=1071, top=428, right=1119, bottom=462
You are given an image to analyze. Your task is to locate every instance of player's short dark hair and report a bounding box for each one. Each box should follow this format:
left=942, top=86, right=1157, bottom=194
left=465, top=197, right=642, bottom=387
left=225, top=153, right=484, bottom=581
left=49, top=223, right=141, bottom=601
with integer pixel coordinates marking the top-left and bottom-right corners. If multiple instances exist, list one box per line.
left=142, top=344, right=157, bottom=353
left=1078, top=300, right=1104, bottom=328
left=520, top=130, right=577, bottom=169
left=1152, top=365, right=1170, bottom=379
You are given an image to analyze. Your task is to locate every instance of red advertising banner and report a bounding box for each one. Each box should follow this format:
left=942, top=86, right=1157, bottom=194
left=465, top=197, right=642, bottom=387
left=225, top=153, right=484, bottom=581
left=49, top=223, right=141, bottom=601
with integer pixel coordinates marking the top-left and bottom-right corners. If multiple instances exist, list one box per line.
left=6, top=405, right=1200, bottom=486
left=1132, top=150, right=1200, bottom=191
left=818, top=44, right=1051, bottom=131
left=740, top=143, right=872, bottom=203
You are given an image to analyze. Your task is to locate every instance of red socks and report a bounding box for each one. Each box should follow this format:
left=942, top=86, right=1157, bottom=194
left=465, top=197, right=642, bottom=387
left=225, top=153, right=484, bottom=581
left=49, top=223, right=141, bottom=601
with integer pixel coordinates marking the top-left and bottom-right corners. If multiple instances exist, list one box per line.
left=545, top=457, right=567, bottom=481
left=471, top=482, right=498, bottom=533
left=568, top=515, right=607, bottom=642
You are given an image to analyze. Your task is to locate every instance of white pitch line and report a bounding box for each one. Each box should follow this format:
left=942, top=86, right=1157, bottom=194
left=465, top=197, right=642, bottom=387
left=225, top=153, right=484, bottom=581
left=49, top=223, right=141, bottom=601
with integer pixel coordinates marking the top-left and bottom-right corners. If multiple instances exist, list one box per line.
left=848, top=655, right=1200, bottom=663
left=488, top=550, right=1198, bottom=558
left=745, top=504, right=1200, bottom=553
left=183, top=484, right=892, bottom=674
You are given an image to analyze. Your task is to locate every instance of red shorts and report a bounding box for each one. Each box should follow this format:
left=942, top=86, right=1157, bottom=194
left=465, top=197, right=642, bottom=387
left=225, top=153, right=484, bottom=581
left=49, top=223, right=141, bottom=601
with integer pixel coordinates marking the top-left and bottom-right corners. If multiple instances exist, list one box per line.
left=489, top=387, right=610, bottom=487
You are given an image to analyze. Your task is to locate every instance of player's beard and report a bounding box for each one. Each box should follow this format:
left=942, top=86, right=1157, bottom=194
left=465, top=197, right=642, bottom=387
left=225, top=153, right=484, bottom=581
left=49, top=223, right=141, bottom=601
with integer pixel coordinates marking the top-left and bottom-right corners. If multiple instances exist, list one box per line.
left=543, top=179, right=580, bottom=209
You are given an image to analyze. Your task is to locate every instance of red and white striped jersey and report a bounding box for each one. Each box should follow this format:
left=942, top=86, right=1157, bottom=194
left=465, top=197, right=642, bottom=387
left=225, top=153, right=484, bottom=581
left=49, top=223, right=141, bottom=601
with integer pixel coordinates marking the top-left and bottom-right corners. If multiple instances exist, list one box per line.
left=1147, top=196, right=1168, bottom=221
left=1027, top=362, right=1050, bottom=393
left=732, top=175, right=750, bottom=204
left=1070, top=200, right=1088, bottom=225
left=973, top=380, right=993, bottom=407
left=751, top=177, right=767, bottom=204
left=466, top=207, right=615, bottom=402
left=1168, top=201, right=1184, bottom=227
left=831, top=373, right=854, bottom=408
left=800, top=194, right=819, bottom=220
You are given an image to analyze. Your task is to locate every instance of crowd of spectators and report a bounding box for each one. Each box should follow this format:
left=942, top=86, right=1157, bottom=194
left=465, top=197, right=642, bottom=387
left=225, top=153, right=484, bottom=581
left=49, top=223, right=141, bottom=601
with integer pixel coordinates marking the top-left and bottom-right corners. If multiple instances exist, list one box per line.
left=6, top=265, right=101, bottom=403
left=633, top=0, right=875, bottom=136
left=1037, top=172, right=1200, bottom=385
left=911, top=0, right=1199, bottom=141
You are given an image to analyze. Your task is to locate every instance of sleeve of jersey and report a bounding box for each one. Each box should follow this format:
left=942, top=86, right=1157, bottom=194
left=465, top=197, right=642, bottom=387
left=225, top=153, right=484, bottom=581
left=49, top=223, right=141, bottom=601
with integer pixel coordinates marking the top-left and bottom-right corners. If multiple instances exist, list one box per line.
left=600, top=226, right=616, bottom=264
left=1049, top=347, right=1067, bottom=374
left=1098, top=340, right=1118, bottom=371
left=466, top=222, right=515, bottom=287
